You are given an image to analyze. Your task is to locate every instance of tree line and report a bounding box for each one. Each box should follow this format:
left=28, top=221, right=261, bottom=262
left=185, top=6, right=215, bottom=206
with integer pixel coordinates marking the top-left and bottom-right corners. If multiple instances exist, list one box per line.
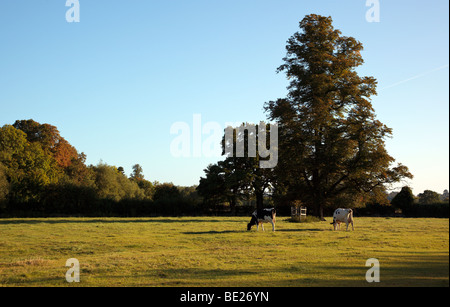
left=0, top=119, right=447, bottom=218
left=0, top=120, right=205, bottom=217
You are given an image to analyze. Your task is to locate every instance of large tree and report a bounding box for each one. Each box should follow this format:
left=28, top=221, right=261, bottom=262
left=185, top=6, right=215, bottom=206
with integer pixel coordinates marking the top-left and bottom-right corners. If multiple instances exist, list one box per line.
left=222, top=123, right=275, bottom=211
left=197, top=123, right=276, bottom=213
left=197, top=160, right=246, bottom=214
left=265, top=14, right=412, bottom=218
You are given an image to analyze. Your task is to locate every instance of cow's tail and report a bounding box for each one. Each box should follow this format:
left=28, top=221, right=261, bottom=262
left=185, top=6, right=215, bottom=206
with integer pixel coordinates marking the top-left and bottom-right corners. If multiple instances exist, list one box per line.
left=331, top=217, right=337, bottom=225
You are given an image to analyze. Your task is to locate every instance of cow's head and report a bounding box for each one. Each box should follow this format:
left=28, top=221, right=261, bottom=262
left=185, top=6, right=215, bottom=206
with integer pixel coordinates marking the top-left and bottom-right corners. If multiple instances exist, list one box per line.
left=247, top=216, right=257, bottom=231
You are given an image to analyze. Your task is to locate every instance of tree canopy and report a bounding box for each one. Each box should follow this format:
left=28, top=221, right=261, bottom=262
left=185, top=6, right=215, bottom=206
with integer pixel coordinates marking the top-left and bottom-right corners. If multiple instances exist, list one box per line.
left=197, top=123, right=276, bottom=212
left=418, top=190, right=441, bottom=205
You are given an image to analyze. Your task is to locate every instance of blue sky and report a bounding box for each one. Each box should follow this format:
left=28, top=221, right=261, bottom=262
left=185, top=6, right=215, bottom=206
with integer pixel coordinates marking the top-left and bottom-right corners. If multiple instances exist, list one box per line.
left=0, top=0, right=448, bottom=195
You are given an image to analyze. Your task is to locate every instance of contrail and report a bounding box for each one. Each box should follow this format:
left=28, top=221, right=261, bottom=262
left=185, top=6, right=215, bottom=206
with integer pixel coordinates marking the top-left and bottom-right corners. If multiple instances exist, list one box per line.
left=381, top=64, right=449, bottom=90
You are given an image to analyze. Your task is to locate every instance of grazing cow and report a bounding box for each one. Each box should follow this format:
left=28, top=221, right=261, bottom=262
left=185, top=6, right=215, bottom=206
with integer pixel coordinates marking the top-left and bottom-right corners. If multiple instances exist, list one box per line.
left=331, top=208, right=354, bottom=231
left=247, top=208, right=276, bottom=232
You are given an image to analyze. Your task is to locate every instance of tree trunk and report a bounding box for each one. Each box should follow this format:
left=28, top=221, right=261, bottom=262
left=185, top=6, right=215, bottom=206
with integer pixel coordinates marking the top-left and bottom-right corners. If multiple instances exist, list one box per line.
left=312, top=194, right=325, bottom=221
left=230, top=197, right=236, bottom=216
left=311, top=165, right=325, bottom=220
left=256, top=191, right=264, bottom=211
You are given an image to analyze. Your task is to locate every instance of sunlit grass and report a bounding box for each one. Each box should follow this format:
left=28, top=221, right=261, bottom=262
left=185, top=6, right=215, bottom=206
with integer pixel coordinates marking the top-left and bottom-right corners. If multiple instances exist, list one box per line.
left=0, top=217, right=448, bottom=287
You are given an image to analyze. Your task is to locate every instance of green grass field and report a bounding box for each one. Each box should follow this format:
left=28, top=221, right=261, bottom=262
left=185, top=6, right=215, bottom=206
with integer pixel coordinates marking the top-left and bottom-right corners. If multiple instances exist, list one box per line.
left=0, top=217, right=448, bottom=287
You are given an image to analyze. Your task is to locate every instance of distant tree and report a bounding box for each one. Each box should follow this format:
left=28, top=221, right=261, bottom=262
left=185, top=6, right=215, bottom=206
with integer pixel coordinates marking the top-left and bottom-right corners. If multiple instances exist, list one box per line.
left=92, top=162, right=144, bottom=202
left=53, top=138, right=78, bottom=168
left=0, top=125, right=62, bottom=202
left=153, top=183, right=180, bottom=201
left=178, top=186, right=201, bottom=207
left=197, top=163, right=228, bottom=207
left=130, top=164, right=144, bottom=181
left=221, top=123, right=276, bottom=211
left=136, top=179, right=155, bottom=200
left=197, top=158, right=250, bottom=214
left=418, top=190, right=441, bottom=205
left=13, top=119, right=78, bottom=169
left=264, top=14, right=413, bottom=218
left=359, top=186, right=391, bottom=207
left=387, top=191, right=399, bottom=202
left=442, top=190, right=449, bottom=202
left=220, top=157, right=252, bottom=213
left=128, top=164, right=155, bottom=199
left=391, top=186, right=415, bottom=210
left=64, top=152, right=94, bottom=186
left=12, top=120, right=59, bottom=150
left=117, top=167, right=125, bottom=175
left=153, top=183, right=197, bottom=216
left=198, top=121, right=277, bottom=214
left=0, top=124, right=28, bottom=155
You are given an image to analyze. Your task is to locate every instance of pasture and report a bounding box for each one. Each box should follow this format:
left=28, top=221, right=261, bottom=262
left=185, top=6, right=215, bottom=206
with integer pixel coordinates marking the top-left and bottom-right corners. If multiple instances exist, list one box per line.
left=0, top=217, right=448, bottom=287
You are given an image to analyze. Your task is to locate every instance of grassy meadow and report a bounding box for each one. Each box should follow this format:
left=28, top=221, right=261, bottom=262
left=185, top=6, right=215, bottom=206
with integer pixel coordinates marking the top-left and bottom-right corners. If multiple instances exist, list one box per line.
left=0, top=217, right=448, bottom=287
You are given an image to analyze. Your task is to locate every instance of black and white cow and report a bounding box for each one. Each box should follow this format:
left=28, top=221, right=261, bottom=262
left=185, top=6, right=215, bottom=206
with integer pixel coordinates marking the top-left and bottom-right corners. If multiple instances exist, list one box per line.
left=247, top=208, right=276, bottom=232
left=331, top=208, right=354, bottom=231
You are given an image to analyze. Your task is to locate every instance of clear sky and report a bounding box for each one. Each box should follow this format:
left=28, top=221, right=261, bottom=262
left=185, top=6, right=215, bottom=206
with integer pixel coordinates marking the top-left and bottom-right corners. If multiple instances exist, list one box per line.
left=0, top=0, right=448, bottom=195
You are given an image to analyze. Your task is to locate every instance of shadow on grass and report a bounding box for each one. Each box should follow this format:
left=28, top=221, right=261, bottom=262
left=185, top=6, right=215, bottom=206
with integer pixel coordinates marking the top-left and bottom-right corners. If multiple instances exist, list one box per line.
left=87, top=259, right=448, bottom=287
left=157, top=254, right=448, bottom=287
left=277, top=228, right=324, bottom=232
left=1, top=250, right=447, bottom=287
left=182, top=228, right=324, bottom=235
left=183, top=230, right=245, bottom=235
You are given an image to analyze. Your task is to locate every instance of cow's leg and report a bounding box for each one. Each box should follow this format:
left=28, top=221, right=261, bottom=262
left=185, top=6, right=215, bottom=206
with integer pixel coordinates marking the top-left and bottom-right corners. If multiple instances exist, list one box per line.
left=261, top=223, right=265, bottom=232
left=269, top=219, right=275, bottom=232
